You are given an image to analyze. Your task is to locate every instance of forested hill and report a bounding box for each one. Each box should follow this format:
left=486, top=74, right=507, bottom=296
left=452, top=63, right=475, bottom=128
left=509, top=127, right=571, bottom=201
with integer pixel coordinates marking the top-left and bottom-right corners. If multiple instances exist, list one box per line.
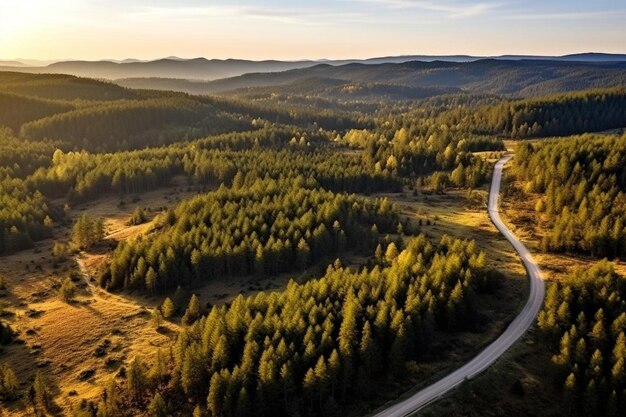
left=3, top=53, right=626, bottom=81
left=0, top=58, right=319, bottom=81
left=0, top=72, right=366, bottom=151
left=115, top=59, right=626, bottom=97
left=115, top=77, right=460, bottom=101
left=439, top=88, right=626, bottom=138
left=0, top=71, right=135, bottom=101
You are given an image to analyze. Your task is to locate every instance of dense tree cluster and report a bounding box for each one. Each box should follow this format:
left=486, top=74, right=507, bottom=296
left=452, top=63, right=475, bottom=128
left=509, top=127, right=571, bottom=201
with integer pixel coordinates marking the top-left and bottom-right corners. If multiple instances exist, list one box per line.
left=0, top=71, right=135, bottom=101
left=514, top=133, right=626, bottom=257
left=100, top=178, right=398, bottom=292
left=0, top=132, right=55, bottom=178
left=0, top=178, right=55, bottom=254
left=0, top=132, right=56, bottom=254
left=99, top=234, right=489, bottom=416
left=0, top=124, right=398, bottom=255
left=0, top=130, right=57, bottom=254
left=21, top=124, right=398, bottom=203
left=0, top=92, right=74, bottom=132
left=71, top=214, right=104, bottom=249
left=20, top=98, right=250, bottom=151
left=538, top=261, right=626, bottom=416
left=199, top=95, right=371, bottom=132
left=441, top=88, right=626, bottom=138
left=186, top=147, right=401, bottom=194
left=343, top=126, right=499, bottom=188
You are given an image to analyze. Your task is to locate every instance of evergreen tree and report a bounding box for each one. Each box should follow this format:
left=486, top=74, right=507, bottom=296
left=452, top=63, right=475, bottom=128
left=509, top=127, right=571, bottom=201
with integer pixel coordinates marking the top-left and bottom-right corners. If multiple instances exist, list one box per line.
left=127, top=357, right=147, bottom=400
left=147, top=392, right=168, bottom=417
left=161, top=297, right=175, bottom=319
left=33, top=371, right=49, bottom=410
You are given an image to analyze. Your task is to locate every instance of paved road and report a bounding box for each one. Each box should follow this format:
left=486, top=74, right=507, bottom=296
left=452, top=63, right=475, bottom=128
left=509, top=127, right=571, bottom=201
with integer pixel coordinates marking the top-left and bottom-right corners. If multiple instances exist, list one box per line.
left=372, top=156, right=546, bottom=417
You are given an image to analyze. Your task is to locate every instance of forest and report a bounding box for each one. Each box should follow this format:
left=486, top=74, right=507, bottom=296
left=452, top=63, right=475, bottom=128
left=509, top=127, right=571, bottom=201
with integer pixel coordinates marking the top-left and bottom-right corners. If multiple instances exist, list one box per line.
left=82, top=234, right=491, bottom=417
left=440, top=88, right=626, bottom=138
left=1, top=63, right=626, bottom=417
left=513, top=133, right=626, bottom=257
left=100, top=178, right=399, bottom=292
left=539, top=261, right=626, bottom=416
left=0, top=72, right=507, bottom=256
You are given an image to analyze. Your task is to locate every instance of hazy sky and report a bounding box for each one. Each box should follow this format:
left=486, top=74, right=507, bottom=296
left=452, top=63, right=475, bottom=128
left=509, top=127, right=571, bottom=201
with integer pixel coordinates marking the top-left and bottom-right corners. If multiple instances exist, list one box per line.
left=1, top=0, right=625, bottom=61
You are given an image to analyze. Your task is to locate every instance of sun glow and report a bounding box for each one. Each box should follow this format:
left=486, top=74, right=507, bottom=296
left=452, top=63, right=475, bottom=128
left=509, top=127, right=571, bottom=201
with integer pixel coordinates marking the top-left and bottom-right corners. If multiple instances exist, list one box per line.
left=0, top=1, right=43, bottom=36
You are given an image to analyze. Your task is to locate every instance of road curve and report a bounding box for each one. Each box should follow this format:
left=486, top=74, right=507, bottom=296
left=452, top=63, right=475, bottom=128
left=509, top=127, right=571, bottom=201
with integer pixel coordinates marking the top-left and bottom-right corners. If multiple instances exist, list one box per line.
left=372, top=155, right=546, bottom=417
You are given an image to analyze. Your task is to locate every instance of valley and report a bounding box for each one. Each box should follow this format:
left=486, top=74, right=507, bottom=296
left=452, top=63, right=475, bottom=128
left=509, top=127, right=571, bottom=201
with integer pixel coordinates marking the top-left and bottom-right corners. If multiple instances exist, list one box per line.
left=1, top=47, right=626, bottom=417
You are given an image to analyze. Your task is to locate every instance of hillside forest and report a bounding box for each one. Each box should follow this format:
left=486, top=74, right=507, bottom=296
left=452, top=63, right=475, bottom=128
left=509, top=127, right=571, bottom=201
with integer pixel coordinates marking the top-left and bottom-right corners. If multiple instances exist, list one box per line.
left=0, top=63, right=626, bottom=417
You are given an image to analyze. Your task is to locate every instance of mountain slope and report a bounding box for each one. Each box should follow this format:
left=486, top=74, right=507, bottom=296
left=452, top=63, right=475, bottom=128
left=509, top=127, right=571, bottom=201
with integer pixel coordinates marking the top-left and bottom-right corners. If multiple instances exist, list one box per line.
left=0, top=71, right=136, bottom=101
left=2, top=53, right=626, bottom=81
left=0, top=58, right=318, bottom=80
left=115, top=59, right=626, bottom=97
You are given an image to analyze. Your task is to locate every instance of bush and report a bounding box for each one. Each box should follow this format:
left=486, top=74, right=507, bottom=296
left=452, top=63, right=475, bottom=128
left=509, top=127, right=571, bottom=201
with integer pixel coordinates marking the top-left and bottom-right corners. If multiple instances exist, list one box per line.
left=60, top=277, right=76, bottom=303
left=129, top=207, right=147, bottom=226
left=52, top=241, right=70, bottom=263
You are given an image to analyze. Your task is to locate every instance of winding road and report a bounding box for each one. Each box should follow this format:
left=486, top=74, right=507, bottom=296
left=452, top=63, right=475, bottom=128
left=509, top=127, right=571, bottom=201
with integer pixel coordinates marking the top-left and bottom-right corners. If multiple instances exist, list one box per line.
left=373, top=155, right=546, bottom=417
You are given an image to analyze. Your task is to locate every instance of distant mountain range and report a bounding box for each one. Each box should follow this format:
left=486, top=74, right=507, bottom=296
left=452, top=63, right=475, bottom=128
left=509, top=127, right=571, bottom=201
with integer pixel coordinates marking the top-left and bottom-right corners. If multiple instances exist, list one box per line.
left=114, top=59, right=626, bottom=98
left=1, top=53, right=626, bottom=81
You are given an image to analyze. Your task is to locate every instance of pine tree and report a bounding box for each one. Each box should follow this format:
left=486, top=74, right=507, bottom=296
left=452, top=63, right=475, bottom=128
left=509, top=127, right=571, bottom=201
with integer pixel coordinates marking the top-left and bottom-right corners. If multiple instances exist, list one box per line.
left=207, top=372, right=225, bottom=417
left=563, top=372, right=577, bottom=414
left=234, top=387, right=251, bottom=417
left=127, top=357, right=147, bottom=400
left=146, top=267, right=158, bottom=293
left=161, top=297, right=175, bottom=319
left=314, top=356, right=329, bottom=407
left=385, top=242, right=399, bottom=263
left=374, top=244, right=383, bottom=261
left=33, top=371, right=49, bottom=410
left=152, top=308, right=163, bottom=329
left=390, top=325, right=408, bottom=376
left=147, top=392, right=168, bottom=417
left=296, top=239, right=311, bottom=270
left=182, top=294, right=201, bottom=325
left=173, top=286, right=186, bottom=311
left=182, top=344, right=206, bottom=397
left=2, top=364, right=18, bottom=399
left=583, top=379, right=600, bottom=417
left=359, top=321, right=376, bottom=378
left=338, top=290, right=359, bottom=359
left=303, top=368, right=317, bottom=409
left=327, top=349, right=340, bottom=398
left=280, top=362, right=294, bottom=404
left=192, top=404, right=204, bottom=417
left=149, top=349, right=166, bottom=385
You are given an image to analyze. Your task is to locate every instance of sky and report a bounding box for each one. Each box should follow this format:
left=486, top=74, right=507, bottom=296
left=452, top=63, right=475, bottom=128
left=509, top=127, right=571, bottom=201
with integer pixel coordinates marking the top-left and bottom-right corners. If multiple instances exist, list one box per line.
left=0, top=0, right=625, bottom=61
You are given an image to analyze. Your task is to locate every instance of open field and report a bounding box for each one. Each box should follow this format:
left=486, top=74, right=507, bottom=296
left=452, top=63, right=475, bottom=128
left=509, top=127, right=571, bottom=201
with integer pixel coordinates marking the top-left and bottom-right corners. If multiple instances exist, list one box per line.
left=0, top=182, right=203, bottom=415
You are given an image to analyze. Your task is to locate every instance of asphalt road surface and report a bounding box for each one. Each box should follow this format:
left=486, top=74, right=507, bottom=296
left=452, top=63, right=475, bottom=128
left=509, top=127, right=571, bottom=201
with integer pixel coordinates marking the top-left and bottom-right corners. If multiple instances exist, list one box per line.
left=372, top=155, right=546, bottom=417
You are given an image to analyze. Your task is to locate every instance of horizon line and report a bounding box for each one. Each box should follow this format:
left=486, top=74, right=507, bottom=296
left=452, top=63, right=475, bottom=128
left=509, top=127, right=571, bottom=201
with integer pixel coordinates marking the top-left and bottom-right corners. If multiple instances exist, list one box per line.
left=3, top=51, right=626, bottom=65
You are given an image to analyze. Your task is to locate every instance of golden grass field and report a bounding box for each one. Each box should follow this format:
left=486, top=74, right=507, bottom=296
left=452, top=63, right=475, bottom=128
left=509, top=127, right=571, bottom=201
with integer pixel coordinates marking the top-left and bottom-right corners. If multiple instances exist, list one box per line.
left=0, top=180, right=201, bottom=416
